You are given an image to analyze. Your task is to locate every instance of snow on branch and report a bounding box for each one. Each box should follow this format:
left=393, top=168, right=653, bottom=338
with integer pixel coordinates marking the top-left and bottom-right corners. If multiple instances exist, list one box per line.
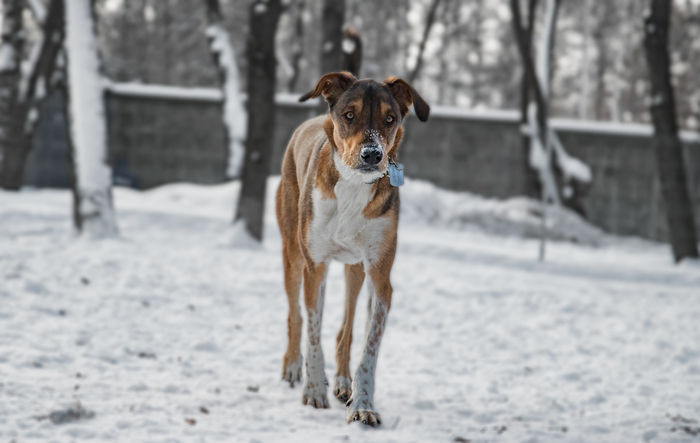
left=26, top=0, right=47, bottom=24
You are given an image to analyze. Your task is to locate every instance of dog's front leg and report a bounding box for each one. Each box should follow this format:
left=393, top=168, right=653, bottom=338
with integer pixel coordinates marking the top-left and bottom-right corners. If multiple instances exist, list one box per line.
left=346, top=266, right=392, bottom=427
left=302, top=262, right=330, bottom=408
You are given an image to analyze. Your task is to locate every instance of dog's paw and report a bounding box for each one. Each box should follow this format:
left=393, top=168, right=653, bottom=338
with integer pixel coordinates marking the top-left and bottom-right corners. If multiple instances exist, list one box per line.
left=347, top=407, right=382, bottom=427
left=333, top=375, right=352, bottom=403
left=346, top=395, right=381, bottom=427
left=302, top=382, right=329, bottom=409
left=281, top=354, right=303, bottom=387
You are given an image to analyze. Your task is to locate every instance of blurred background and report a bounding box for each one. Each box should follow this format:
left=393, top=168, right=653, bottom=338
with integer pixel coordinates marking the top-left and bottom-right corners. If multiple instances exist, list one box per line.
left=0, top=0, right=698, bottom=249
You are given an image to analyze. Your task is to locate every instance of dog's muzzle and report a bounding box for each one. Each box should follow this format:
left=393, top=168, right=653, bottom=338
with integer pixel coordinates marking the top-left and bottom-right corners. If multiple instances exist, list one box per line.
left=360, top=145, right=383, bottom=167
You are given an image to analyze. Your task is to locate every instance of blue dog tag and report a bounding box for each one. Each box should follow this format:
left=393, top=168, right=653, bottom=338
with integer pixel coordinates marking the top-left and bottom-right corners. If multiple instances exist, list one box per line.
left=389, top=161, right=404, bottom=187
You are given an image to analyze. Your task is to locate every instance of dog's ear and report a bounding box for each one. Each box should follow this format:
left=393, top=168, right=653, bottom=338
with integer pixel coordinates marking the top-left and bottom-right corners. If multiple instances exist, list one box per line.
left=384, top=77, right=430, bottom=122
left=299, top=72, right=357, bottom=106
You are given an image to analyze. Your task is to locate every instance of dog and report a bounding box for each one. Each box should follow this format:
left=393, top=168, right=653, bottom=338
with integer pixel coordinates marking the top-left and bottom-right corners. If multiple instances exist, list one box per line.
left=275, top=71, right=429, bottom=426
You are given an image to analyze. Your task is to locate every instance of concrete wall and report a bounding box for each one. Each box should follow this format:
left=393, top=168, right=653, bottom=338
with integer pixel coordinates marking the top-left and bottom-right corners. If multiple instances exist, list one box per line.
left=106, top=91, right=229, bottom=189
left=24, top=88, right=700, bottom=242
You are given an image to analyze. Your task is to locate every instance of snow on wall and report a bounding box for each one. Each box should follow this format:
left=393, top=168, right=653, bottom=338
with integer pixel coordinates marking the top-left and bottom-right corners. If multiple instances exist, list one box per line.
left=101, top=82, right=700, bottom=144
left=206, top=23, right=247, bottom=178
left=65, top=0, right=117, bottom=237
left=428, top=106, right=520, bottom=122
left=104, top=81, right=224, bottom=102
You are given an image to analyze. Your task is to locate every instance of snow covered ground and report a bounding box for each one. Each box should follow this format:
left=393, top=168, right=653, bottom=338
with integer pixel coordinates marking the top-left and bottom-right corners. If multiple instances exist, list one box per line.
left=1, top=178, right=699, bottom=443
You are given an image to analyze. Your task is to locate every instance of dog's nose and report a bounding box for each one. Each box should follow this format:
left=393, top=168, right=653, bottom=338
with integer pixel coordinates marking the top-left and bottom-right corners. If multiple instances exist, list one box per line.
left=361, top=146, right=383, bottom=166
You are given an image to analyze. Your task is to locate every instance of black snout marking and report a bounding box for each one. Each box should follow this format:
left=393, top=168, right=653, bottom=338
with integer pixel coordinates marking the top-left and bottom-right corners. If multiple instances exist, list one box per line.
left=361, top=146, right=383, bottom=166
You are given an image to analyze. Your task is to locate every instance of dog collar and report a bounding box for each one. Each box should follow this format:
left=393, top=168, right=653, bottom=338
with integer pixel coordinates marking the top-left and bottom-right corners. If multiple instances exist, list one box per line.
left=365, top=158, right=404, bottom=187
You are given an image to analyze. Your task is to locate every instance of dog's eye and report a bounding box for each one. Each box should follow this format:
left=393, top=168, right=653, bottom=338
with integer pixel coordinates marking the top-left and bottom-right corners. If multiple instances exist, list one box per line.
left=345, top=112, right=354, bottom=120
left=386, top=115, right=395, bottom=124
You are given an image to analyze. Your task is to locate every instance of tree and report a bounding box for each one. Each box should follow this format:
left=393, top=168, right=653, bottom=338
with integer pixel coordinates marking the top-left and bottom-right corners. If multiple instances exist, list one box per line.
left=518, top=0, right=540, bottom=200
left=320, top=0, right=344, bottom=75
left=643, top=0, right=699, bottom=262
left=287, top=0, right=306, bottom=92
left=1, top=0, right=66, bottom=190
left=64, top=0, right=118, bottom=237
left=234, top=0, right=282, bottom=241
left=340, top=26, right=362, bottom=77
left=408, top=0, right=442, bottom=83
left=510, top=0, right=554, bottom=261
left=205, top=0, right=247, bottom=177
left=0, top=0, right=25, bottom=189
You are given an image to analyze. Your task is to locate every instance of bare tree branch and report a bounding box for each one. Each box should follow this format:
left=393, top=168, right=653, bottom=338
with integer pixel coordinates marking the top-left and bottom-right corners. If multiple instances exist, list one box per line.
left=408, top=0, right=442, bottom=83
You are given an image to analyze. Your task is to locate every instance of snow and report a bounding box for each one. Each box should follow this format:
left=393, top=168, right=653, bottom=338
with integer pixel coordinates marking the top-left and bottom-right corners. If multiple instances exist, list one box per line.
left=275, top=92, right=320, bottom=107
left=342, top=38, right=357, bottom=54
left=99, top=82, right=700, bottom=144
left=426, top=107, right=700, bottom=144
left=104, top=81, right=225, bottom=102
left=527, top=0, right=592, bottom=202
left=549, top=129, right=593, bottom=183
left=428, top=106, right=520, bottom=122
left=536, top=0, right=558, bottom=99
left=103, top=85, right=322, bottom=109
left=24, top=106, right=38, bottom=134
left=219, top=220, right=263, bottom=250
left=65, top=0, right=117, bottom=237
left=254, top=3, right=268, bottom=14
left=1, top=178, right=699, bottom=442
left=205, top=24, right=247, bottom=178
left=527, top=103, right=561, bottom=206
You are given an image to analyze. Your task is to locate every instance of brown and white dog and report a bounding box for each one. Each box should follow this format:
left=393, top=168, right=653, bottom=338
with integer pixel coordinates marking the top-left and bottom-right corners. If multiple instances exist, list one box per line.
left=275, top=72, right=429, bottom=426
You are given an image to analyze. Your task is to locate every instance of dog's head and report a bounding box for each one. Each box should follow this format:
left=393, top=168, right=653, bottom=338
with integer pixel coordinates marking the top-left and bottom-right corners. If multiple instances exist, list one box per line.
left=300, top=72, right=429, bottom=181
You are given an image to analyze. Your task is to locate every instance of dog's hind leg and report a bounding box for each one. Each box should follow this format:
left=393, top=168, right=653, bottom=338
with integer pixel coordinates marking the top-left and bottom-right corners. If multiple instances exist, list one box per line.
left=301, top=262, right=330, bottom=408
left=333, top=263, right=364, bottom=403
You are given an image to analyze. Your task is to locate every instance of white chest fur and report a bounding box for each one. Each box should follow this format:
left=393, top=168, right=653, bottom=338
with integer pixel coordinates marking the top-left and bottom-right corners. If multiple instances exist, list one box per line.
left=309, top=177, right=390, bottom=266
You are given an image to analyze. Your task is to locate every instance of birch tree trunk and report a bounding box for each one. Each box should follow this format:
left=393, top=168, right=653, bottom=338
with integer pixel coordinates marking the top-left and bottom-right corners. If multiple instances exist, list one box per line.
left=0, top=0, right=25, bottom=189
left=205, top=0, right=247, bottom=178
left=643, top=0, right=699, bottom=262
left=1, top=0, right=65, bottom=190
left=65, top=0, right=118, bottom=237
left=234, top=0, right=281, bottom=241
